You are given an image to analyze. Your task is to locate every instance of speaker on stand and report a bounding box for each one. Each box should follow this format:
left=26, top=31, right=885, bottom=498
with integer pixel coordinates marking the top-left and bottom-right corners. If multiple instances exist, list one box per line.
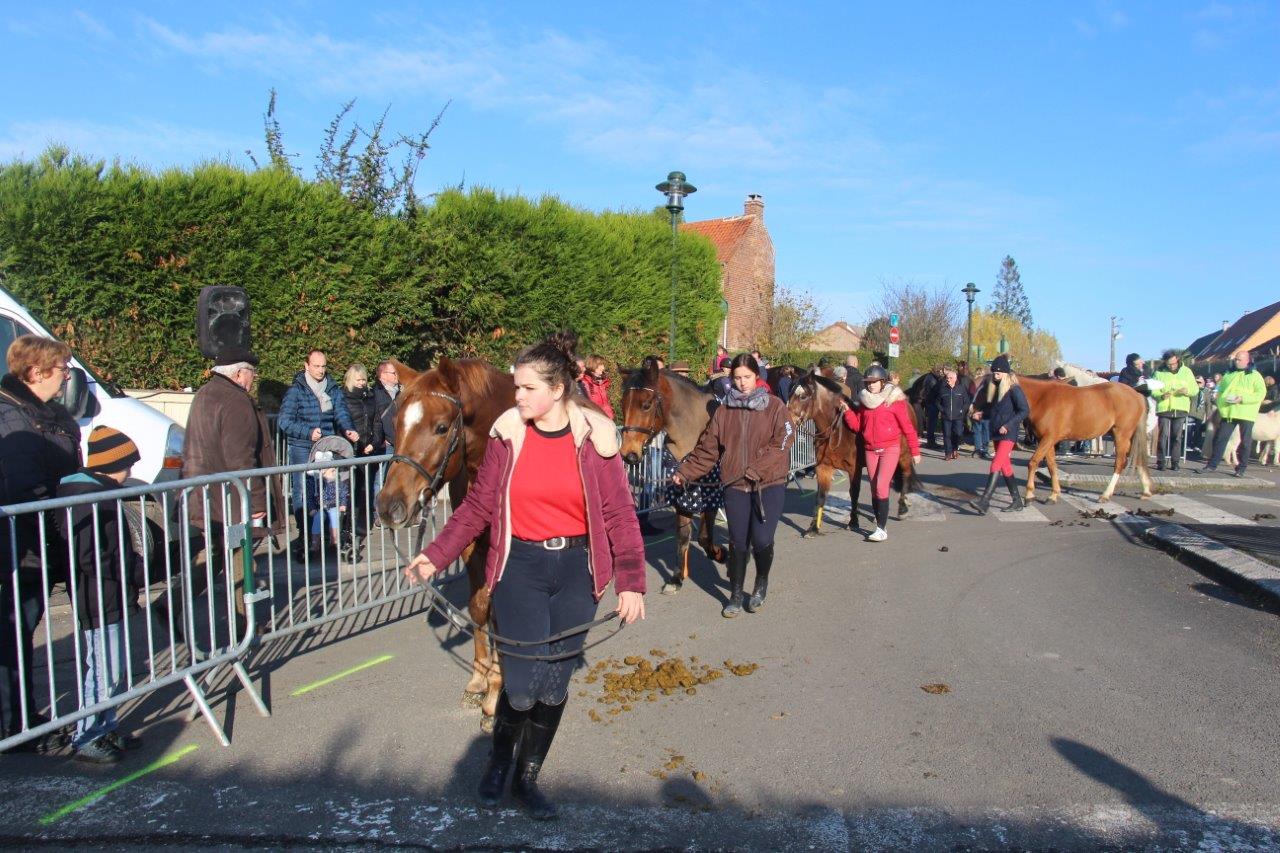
left=197, top=286, right=251, bottom=359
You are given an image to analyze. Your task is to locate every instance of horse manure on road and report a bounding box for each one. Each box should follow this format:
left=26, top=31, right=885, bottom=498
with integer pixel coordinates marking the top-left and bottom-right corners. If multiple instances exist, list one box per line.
left=1080, top=509, right=1118, bottom=520
left=581, top=654, right=759, bottom=722
left=1133, top=507, right=1175, bottom=517
left=920, top=683, right=952, bottom=695
left=1253, top=513, right=1276, bottom=521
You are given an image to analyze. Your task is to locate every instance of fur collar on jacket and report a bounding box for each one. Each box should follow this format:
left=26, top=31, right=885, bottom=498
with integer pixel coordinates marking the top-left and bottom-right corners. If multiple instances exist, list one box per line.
left=490, top=399, right=619, bottom=458
left=857, top=384, right=906, bottom=410
left=984, top=372, right=1020, bottom=404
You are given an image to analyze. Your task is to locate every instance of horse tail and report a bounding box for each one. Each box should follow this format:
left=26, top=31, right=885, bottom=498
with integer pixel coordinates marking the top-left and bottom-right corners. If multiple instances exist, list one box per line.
left=1130, top=402, right=1150, bottom=476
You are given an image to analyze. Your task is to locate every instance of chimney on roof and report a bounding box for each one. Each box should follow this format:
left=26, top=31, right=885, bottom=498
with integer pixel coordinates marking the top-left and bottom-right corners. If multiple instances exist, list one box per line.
left=1222, top=320, right=1230, bottom=331
left=744, top=194, right=764, bottom=219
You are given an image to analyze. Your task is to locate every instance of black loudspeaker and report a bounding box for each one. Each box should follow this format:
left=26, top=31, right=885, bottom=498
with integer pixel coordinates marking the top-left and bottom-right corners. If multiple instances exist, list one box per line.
left=197, top=286, right=251, bottom=358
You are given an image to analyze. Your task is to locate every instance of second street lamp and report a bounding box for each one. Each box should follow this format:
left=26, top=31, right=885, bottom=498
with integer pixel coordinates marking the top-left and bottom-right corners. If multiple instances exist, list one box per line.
left=656, top=171, right=696, bottom=362
left=962, top=282, right=980, bottom=367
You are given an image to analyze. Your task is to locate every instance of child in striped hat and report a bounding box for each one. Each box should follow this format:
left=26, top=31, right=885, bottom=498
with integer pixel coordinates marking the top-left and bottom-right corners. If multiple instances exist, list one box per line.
left=55, top=426, right=144, bottom=764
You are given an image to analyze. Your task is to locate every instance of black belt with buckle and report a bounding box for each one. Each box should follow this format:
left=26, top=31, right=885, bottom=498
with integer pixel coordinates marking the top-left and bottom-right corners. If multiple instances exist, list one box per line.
left=514, top=535, right=588, bottom=551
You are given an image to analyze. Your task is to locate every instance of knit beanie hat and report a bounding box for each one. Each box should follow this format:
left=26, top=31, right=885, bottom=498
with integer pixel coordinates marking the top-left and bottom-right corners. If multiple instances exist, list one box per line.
left=87, top=426, right=141, bottom=475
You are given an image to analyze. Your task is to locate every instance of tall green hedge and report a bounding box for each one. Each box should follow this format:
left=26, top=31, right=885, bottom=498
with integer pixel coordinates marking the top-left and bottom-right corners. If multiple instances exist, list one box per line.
left=0, top=149, right=723, bottom=391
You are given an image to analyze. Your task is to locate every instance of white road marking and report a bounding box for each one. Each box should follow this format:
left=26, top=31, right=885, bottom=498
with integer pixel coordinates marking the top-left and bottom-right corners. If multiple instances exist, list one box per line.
left=903, top=491, right=949, bottom=521
left=1208, top=493, right=1280, bottom=509
left=992, top=501, right=1049, bottom=522
left=1155, top=494, right=1257, bottom=526
left=1058, top=492, right=1149, bottom=526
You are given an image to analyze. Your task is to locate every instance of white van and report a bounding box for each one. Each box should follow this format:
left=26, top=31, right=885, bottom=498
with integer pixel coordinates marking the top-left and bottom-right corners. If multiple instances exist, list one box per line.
left=0, top=283, right=184, bottom=485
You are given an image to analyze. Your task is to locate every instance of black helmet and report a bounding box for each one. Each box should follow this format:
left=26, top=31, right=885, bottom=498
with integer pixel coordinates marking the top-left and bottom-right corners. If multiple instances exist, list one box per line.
left=863, top=365, right=889, bottom=383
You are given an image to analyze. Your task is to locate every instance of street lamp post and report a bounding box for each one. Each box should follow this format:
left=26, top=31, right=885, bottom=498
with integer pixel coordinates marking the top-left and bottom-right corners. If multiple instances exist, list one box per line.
left=656, top=171, right=697, bottom=363
left=961, top=282, right=980, bottom=368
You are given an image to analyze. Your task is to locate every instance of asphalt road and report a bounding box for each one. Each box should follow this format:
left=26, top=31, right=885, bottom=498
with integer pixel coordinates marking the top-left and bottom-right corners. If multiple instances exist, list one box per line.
left=2, top=449, right=1278, bottom=851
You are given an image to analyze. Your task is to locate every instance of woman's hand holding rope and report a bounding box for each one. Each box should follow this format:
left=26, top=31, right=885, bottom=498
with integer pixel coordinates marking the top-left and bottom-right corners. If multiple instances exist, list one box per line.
left=616, top=590, right=645, bottom=624
left=404, top=552, right=436, bottom=584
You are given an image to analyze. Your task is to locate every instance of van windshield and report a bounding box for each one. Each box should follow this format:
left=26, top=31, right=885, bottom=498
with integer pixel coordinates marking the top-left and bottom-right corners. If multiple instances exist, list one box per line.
left=0, top=315, right=125, bottom=399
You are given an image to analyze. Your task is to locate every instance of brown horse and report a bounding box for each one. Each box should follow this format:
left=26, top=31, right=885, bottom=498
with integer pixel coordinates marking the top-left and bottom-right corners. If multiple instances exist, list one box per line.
left=376, top=356, right=515, bottom=730
left=619, top=357, right=727, bottom=594
left=788, top=372, right=920, bottom=536
left=1018, top=376, right=1152, bottom=503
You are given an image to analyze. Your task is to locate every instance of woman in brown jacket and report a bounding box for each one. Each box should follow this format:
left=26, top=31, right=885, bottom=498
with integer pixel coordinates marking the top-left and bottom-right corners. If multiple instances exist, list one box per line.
left=673, top=354, right=793, bottom=617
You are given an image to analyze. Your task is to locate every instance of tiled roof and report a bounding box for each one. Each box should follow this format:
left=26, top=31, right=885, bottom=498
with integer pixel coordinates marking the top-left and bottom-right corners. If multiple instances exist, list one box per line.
left=1199, top=299, right=1280, bottom=358
left=1186, top=329, right=1223, bottom=357
left=681, top=216, right=753, bottom=263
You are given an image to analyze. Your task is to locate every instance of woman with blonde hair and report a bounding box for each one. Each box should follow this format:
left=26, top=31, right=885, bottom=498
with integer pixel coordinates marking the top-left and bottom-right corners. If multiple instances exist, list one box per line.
left=969, top=355, right=1029, bottom=514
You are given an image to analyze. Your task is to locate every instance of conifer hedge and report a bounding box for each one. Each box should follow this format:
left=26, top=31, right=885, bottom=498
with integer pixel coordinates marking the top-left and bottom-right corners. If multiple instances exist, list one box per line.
left=0, top=149, right=723, bottom=391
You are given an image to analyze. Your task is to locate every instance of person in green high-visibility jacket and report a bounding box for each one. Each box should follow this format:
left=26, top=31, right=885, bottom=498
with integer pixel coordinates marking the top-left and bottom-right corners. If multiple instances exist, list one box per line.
left=1202, top=350, right=1267, bottom=476
left=1152, top=350, right=1198, bottom=471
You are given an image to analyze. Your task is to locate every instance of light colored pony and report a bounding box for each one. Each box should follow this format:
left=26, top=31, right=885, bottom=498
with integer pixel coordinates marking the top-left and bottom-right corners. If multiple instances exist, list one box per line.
left=1223, top=410, right=1280, bottom=467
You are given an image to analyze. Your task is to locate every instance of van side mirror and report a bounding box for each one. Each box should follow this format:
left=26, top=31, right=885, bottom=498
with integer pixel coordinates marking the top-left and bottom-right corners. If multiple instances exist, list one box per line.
left=62, top=367, right=90, bottom=419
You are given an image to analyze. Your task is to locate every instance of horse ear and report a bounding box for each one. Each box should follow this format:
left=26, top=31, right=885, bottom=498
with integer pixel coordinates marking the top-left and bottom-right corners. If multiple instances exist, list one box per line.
left=435, top=355, right=459, bottom=393
left=391, top=359, right=419, bottom=385
left=642, top=356, right=660, bottom=383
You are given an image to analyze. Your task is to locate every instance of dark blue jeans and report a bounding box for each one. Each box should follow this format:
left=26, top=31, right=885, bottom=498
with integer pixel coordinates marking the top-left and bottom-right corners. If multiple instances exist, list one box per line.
left=723, top=485, right=785, bottom=553
left=492, top=539, right=598, bottom=711
left=1209, top=418, right=1255, bottom=473
left=941, top=418, right=965, bottom=455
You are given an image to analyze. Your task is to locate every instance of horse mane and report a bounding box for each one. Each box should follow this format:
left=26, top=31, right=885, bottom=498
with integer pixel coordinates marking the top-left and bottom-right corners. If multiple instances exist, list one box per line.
left=809, top=373, right=851, bottom=400
left=452, top=358, right=510, bottom=399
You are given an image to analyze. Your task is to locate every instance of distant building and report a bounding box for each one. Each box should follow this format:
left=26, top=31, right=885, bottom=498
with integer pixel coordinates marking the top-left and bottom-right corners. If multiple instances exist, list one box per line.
left=1188, top=299, right=1280, bottom=360
left=682, top=194, right=775, bottom=349
left=809, top=321, right=863, bottom=352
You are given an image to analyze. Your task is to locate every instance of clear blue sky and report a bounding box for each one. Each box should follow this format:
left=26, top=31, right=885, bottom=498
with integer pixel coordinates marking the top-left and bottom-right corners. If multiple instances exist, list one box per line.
left=3, top=2, right=1277, bottom=367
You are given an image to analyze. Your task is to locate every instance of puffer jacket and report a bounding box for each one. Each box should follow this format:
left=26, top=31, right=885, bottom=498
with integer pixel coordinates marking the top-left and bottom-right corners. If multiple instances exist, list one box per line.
left=985, top=375, right=1031, bottom=438
left=277, top=371, right=356, bottom=451
left=842, top=385, right=921, bottom=454
left=423, top=400, right=645, bottom=601
left=677, top=389, right=794, bottom=490
left=582, top=375, right=615, bottom=420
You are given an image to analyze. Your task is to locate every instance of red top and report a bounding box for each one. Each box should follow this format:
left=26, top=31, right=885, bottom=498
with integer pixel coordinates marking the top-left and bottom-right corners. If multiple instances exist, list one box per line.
left=509, top=423, right=588, bottom=540
left=842, top=399, right=922, bottom=454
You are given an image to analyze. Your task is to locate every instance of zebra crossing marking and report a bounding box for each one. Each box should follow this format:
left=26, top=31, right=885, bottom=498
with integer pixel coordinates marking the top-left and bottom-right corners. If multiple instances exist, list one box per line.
left=1208, top=493, right=1280, bottom=509
left=1154, top=494, right=1257, bottom=526
left=1058, top=492, right=1149, bottom=526
left=903, top=491, right=949, bottom=521
left=992, top=501, right=1049, bottom=522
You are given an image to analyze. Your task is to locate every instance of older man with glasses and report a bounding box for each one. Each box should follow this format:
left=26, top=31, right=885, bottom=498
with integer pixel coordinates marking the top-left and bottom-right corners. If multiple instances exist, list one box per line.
left=1202, top=350, right=1267, bottom=477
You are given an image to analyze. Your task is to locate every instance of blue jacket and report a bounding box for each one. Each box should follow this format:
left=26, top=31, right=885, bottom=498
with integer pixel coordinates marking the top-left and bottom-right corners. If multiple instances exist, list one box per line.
left=277, top=372, right=356, bottom=450
left=935, top=383, right=972, bottom=421
left=987, top=381, right=1030, bottom=438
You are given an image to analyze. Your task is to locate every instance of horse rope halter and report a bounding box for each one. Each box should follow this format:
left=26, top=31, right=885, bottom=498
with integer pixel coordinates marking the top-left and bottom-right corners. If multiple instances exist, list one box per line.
left=800, top=381, right=847, bottom=449
left=388, top=391, right=467, bottom=514
left=619, top=385, right=666, bottom=448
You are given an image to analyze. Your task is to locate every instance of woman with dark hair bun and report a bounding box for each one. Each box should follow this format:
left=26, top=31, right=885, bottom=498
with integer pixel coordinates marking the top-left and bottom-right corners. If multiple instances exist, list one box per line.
left=405, top=330, right=645, bottom=820
left=672, top=353, right=794, bottom=617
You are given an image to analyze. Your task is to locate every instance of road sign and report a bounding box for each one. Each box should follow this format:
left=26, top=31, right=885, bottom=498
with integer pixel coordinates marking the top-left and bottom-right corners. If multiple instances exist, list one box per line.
left=889, top=313, right=900, bottom=327
left=889, top=327, right=900, bottom=344
left=888, top=343, right=900, bottom=358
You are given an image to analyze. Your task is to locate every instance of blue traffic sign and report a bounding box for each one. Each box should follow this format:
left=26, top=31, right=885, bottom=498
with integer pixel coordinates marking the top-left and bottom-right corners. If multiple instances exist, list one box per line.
left=889, top=313, right=900, bottom=327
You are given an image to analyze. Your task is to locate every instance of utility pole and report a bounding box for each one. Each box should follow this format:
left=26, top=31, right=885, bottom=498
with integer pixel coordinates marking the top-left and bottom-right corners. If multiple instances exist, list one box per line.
left=1109, top=316, right=1123, bottom=374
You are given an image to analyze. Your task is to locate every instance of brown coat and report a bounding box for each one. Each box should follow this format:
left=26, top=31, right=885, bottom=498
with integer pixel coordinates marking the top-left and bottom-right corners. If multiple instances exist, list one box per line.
left=182, top=373, right=283, bottom=533
left=678, top=393, right=794, bottom=491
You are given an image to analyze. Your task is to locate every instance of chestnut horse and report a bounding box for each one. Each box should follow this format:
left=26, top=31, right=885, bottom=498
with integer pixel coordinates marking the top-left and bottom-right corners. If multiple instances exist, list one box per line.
left=619, top=357, right=727, bottom=594
left=788, top=372, right=920, bottom=536
left=1018, top=376, right=1152, bottom=503
left=376, top=356, right=515, bottom=730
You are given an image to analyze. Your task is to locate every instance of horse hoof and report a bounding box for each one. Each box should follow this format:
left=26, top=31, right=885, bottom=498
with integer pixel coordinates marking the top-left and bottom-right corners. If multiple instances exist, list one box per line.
left=479, top=714, right=495, bottom=734
left=801, top=528, right=824, bottom=539
left=661, top=582, right=683, bottom=595
left=461, top=691, right=485, bottom=709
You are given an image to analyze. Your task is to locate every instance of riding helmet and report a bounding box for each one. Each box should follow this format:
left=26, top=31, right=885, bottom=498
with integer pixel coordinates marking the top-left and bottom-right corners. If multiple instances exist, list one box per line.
left=863, top=365, right=889, bottom=383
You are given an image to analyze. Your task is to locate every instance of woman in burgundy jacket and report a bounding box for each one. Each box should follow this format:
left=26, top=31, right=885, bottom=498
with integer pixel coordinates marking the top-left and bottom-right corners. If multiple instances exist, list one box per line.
left=405, top=331, right=645, bottom=820
left=838, top=365, right=922, bottom=542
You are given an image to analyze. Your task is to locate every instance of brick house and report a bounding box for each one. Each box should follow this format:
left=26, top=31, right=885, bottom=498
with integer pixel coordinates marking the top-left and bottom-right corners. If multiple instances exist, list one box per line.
left=809, top=321, right=863, bottom=352
left=681, top=194, right=775, bottom=349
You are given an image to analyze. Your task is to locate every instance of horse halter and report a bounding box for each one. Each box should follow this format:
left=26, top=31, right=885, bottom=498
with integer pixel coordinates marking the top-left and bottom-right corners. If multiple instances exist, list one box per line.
left=388, top=390, right=467, bottom=504
left=619, top=385, right=666, bottom=445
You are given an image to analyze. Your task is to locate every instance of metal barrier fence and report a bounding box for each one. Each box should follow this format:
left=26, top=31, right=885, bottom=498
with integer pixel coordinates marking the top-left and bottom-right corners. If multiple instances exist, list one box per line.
left=2, top=421, right=817, bottom=753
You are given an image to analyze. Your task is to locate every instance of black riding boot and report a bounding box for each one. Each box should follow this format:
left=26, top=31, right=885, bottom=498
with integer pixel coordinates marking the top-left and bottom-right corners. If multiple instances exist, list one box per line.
left=478, top=692, right=528, bottom=808
left=745, top=544, right=774, bottom=613
left=511, top=699, right=566, bottom=820
left=874, top=496, right=890, bottom=530
left=969, top=472, right=1000, bottom=516
left=722, top=547, right=747, bottom=618
left=1001, top=474, right=1026, bottom=512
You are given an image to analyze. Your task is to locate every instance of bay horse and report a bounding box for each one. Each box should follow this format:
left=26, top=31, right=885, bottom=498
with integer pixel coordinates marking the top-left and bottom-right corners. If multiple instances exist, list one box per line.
left=619, top=357, right=727, bottom=595
left=787, top=372, right=920, bottom=537
left=376, top=356, right=514, bottom=730
left=1018, top=375, right=1152, bottom=503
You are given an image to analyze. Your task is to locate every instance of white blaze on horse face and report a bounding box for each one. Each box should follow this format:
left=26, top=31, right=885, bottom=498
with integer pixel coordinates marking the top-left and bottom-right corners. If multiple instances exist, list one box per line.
left=401, top=400, right=424, bottom=436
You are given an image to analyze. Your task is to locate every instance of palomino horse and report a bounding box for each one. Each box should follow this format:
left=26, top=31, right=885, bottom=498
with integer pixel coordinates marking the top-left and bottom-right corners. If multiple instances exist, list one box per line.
left=619, top=357, right=727, bottom=594
left=787, top=372, right=920, bottom=536
left=1019, top=376, right=1152, bottom=503
left=376, top=356, right=515, bottom=730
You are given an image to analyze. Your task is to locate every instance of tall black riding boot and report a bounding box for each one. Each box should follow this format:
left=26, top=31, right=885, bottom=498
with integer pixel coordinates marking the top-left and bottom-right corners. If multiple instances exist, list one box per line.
left=722, top=547, right=747, bottom=618
left=511, top=699, right=566, bottom=820
left=968, top=472, right=1000, bottom=515
left=745, top=544, right=774, bottom=613
left=1001, top=474, right=1026, bottom=512
left=478, top=692, right=528, bottom=808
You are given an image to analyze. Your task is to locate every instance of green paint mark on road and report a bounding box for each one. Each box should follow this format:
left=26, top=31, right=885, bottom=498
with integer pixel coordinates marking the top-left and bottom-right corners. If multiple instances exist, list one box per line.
left=645, top=535, right=674, bottom=546
left=40, top=743, right=199, bottom=825
left=291, top=653, right=395, bottom=697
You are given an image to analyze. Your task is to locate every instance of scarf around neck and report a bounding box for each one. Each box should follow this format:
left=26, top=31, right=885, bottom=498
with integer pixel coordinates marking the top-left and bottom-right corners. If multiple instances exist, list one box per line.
left=726, top=385, right=770, bottom=411
left=858, top=384, right=896, bottom=410
left=305, top=373, right=333, bottom=413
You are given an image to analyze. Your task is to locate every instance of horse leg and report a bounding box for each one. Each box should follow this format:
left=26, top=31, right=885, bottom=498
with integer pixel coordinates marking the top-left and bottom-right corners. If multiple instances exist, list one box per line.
left=1103, top=433, right=1130, bottom=503
left=662, top=513, right=694, bottom=594
left=473, top=587, right=501, bottom=734
left=895, top=454, right=910, bottom=517
left=802, top=463, right=834, bottom=538
left=698, top=508, right=726, bottom=563
left=1045, top=444, right=1060, bottom=503
left=849, top=455, right=864, bottom=528
left=1024, top=443, right=1049, bottom=502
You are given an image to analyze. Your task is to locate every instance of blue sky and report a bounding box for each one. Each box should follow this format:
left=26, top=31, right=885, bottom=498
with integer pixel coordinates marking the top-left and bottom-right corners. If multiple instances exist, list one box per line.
left=3, top=2, right=1277, bottom=366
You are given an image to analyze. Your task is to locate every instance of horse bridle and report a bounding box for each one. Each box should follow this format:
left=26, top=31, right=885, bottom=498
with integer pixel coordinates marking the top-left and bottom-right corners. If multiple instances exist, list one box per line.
left=797, top=382, right=846, bottom=447
left=388, top=391, right=467, bottom=506
left=619, top=385, right=666, bottom=447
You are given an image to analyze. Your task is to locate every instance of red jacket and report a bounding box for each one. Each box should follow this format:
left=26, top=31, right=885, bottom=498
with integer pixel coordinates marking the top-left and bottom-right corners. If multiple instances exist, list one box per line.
left=842, top=386, right=921, bottom=455
left=423, top=401, right=645, bottom=600
left=582, top=375, right=614, bottom=420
